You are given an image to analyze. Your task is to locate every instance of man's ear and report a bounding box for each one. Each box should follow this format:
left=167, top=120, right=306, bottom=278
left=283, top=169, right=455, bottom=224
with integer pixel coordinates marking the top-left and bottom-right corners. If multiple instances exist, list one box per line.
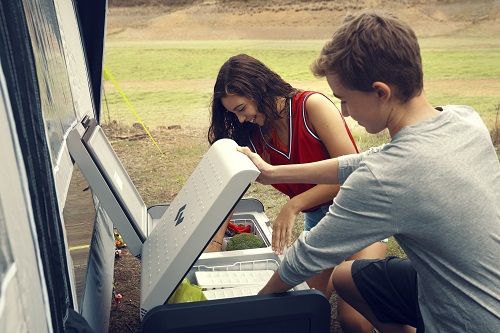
left=372, top=81, right=391, bottom=103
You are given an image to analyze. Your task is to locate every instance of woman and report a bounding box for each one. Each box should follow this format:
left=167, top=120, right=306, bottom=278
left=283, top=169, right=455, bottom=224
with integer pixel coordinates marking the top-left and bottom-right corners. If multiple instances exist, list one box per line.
left=207, top=54, right=386, bottom=333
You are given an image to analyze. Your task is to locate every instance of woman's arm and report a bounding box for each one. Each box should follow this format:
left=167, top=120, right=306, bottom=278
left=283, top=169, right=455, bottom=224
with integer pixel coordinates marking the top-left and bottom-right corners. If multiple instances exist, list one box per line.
left=264, top=93, right=361, bottom=254
left=305, top=93, right=358, bottom=158
left=272, top=184, right=339, bottom=253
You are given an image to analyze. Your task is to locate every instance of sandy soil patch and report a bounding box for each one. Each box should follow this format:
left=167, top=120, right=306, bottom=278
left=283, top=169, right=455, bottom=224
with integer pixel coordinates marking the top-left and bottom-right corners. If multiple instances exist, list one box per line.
left=106, top=0, right=500, bottom=41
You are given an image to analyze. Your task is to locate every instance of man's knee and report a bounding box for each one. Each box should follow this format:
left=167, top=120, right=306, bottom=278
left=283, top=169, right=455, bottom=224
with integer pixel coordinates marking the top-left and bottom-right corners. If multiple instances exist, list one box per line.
left=332, top=260, right=355, bottom=297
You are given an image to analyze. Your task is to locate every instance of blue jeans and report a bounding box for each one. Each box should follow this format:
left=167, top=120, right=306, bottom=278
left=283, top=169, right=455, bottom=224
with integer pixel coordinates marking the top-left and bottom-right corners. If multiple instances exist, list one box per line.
left=303, top=205, right=329, bottom=231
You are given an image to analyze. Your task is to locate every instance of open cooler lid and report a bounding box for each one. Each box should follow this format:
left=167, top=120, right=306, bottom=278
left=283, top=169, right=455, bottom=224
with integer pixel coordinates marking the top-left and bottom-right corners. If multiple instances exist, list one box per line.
left=139, top=138, right=260, bottom=319
left=67, top=118, right=148, bottom=257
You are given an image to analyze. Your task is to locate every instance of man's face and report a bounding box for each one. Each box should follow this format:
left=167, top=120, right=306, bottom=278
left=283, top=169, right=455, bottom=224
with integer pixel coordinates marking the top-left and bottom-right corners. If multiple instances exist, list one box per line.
left=326, top=74, right=386, bottom=134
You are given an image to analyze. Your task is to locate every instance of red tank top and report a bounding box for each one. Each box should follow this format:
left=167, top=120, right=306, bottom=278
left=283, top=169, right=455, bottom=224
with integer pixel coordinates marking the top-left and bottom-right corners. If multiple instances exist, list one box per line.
left=249, top=91, right=358, bottom=212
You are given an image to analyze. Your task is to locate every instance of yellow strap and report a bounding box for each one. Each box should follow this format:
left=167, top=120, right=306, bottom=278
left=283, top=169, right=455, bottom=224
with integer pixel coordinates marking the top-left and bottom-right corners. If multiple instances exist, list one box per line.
left=103, top=65, right=184, bottom=186
left=69, top=244, right=90, bottom=251
left=103, top=66, right=165, bottom=156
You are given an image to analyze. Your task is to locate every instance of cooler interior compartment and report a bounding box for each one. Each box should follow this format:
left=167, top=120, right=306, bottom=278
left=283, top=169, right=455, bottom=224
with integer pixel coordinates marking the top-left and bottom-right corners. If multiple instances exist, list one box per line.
left=220, top=215, right=271, bottom=250
left=213, top=197, right=272, bottom=252
left=189, top=252, right=305, bottom=299
left=142, top=251, right=331, bottom=333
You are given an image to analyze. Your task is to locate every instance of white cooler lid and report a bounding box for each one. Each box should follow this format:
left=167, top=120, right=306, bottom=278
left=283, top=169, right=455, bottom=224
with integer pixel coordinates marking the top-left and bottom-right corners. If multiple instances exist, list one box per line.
left=139, top=138, right=260, bottom=319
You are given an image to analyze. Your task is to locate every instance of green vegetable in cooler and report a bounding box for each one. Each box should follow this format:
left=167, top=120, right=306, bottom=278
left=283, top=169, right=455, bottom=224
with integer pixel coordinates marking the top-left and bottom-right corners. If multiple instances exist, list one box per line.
left=226, top=233, right=266, bottom=251
left=167, top=278, right=207, bottom=304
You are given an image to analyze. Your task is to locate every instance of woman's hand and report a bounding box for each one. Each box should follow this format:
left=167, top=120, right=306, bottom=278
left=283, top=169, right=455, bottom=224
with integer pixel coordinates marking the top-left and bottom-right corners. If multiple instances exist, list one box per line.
left=237, top=146, right=274, bottom=185
left=272, top=202, right=299, bottom=255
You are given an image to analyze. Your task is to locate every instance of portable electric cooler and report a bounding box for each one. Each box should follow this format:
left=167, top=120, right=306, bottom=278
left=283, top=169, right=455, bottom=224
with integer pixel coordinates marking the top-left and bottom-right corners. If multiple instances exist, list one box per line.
left=67, top=117, right=330, bottom=333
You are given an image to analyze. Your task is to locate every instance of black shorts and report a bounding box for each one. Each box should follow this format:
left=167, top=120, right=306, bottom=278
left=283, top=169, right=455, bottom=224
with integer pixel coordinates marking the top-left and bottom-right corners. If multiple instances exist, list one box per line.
left=351, top=256, right=424, bottom=332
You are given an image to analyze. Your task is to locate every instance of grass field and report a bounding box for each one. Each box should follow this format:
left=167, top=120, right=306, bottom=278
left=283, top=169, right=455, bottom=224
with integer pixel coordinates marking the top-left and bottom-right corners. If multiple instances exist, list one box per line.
left=102, top=38, right=500, bottom=132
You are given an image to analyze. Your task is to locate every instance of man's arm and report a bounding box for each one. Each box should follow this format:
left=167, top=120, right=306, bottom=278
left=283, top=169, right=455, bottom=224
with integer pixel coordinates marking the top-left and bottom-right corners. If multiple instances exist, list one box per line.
left=257, top=270, right=294, bottom=295
left=237, top=146, right=340, bottom=185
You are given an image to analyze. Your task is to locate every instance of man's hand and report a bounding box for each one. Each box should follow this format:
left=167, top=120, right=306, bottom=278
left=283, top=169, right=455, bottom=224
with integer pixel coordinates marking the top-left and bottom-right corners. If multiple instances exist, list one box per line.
left=237, top=146, right=274, bottom=185
left=257, top=270, right=294, bottom=295
left=238, top=147, right=341, bottom=186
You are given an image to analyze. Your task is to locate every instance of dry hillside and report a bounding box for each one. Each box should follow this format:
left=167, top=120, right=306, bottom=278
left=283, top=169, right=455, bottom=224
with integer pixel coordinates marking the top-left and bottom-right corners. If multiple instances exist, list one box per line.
left=106, top=0, right=500, bottom=41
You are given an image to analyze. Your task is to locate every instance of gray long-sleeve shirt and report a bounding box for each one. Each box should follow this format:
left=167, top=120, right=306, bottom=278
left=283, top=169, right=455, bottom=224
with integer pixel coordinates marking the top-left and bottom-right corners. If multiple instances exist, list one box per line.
left=278, top=105, right=500, bottom=332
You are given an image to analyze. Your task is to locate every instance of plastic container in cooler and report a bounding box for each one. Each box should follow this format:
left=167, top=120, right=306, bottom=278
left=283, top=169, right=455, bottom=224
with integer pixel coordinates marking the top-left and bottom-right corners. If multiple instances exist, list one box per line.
left=142, top=250, right=331, bottom=333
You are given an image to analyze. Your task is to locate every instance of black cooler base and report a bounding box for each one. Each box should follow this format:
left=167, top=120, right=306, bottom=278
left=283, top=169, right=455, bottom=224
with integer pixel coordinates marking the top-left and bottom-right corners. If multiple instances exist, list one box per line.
left=142, top=290, right=330, bottom=333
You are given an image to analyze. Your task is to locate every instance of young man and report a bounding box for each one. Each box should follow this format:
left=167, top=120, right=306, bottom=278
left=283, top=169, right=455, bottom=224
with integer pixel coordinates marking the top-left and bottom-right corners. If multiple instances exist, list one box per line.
left=238, top=11, right=500, bottom=333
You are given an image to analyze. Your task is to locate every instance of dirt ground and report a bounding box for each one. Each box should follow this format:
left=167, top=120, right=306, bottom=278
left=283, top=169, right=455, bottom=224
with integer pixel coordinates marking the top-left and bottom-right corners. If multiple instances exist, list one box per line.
left=104, top=1, right=499, bottom=332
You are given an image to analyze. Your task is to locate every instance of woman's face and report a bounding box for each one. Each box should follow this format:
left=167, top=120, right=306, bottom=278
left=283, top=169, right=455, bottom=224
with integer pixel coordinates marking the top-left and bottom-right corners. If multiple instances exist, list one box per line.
left=221, top=94, right=266, bottom=126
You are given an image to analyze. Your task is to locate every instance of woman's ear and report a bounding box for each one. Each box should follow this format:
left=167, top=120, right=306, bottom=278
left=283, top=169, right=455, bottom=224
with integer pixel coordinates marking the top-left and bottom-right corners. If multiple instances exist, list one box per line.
left=372, top=81, right=391, bottom=103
